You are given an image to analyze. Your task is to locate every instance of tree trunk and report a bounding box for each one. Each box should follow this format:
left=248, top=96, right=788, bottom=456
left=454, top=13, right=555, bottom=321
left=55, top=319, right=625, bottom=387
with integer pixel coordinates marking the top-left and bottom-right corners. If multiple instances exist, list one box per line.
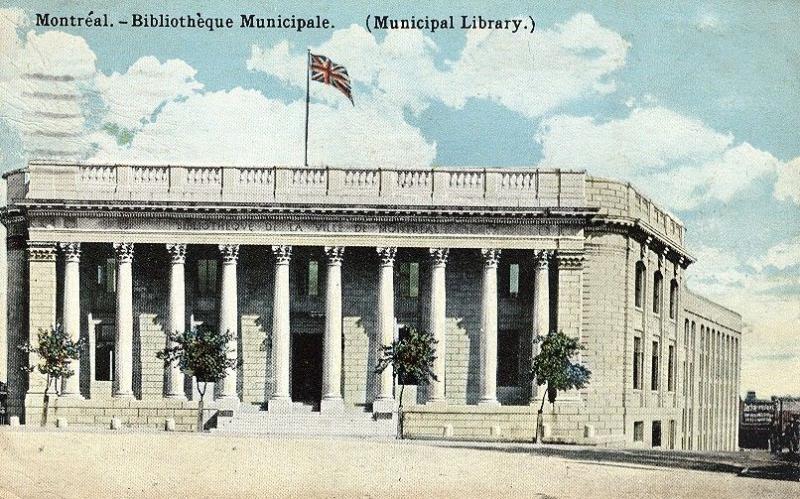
left=535, top=389, right=547, bottom=444
left=397, top=384, right=405, bottom=440
left=196, top=382, right=206, bottom=433
left=41, top=376, right=51, bottom=427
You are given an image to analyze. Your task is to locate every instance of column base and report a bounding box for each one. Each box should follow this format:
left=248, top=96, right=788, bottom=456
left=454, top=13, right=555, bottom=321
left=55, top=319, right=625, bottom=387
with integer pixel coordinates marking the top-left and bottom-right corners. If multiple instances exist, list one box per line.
left=372, top=398, right=396, bottom=414
left=425, top=398, right=448, bottom=407
left=478, top=398, right=500, bottom=407
left=58, top=392, right=85, bottom=400
left=320, top=397, right=345, bottom=413
left=267, top=397, right=293, bottom=413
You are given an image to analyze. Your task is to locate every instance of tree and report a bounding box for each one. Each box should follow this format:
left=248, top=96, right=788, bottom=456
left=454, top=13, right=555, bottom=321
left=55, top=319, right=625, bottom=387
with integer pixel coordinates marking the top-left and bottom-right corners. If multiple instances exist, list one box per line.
left=530, top=330, right=592, bottom=443
left=158, top=325, right=238, bottom=432
left=375, top=326, right=437, bottom=439
left=18, top=324, right=84, bottom=427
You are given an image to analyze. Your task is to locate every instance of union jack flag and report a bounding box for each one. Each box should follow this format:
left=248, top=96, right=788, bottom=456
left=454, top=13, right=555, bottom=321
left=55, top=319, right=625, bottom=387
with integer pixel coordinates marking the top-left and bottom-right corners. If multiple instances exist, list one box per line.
left=310, top=53, right=354, bottom=105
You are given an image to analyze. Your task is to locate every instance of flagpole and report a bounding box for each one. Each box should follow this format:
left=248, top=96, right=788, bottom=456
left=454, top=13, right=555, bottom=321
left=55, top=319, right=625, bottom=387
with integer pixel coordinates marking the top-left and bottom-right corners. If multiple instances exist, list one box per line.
left=304, top=49, right=310, bottom=167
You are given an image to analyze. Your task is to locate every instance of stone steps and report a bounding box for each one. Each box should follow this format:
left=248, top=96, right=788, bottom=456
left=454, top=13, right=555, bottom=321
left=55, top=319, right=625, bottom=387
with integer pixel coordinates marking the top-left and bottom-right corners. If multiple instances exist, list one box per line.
left=213, top=409, right=397, bottom=438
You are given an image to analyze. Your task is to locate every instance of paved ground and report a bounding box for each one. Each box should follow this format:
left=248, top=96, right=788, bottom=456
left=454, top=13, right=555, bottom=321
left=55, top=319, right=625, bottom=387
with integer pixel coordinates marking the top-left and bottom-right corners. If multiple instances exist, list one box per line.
left=0, top=429, right=798, bottom=498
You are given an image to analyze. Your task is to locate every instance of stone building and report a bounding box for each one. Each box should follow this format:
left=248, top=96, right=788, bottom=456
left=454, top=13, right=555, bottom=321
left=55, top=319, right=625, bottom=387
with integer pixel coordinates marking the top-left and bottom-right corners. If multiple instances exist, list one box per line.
left=1, top=161, right=741, bottom=447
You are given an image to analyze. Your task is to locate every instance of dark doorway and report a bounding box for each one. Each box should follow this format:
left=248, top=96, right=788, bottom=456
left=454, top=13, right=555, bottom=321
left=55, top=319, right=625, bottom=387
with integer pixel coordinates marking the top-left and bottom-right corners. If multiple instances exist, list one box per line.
left=291, top=334, right=323, bottom=408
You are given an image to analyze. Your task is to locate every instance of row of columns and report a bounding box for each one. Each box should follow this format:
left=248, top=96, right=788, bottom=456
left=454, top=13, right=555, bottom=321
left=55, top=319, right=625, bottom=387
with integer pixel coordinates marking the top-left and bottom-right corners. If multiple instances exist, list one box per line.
left=48, top=241, right=554, bottom=408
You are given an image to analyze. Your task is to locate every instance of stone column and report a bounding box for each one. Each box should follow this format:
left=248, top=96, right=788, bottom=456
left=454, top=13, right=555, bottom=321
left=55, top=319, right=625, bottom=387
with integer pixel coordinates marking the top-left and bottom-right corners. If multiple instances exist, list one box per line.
left=165, top=243, right=187, bottom=399
left=321, top=246, right=345, bottom=412
left=374, top=246, right=397, bottom=414
left=269, top=245, right=292, bottom=412
left=427, top=248, right=449, bottom=405
left=59, top=242, right=83, bottom=398
left=216, top=244, right=239, bottom=402
left=26, top=241, right=58, bottom=395
left=479, top=248, right=501, bottom=406
left=530, top=249, right=551, bottom=404
left=113, top=243, right=134, bottom=398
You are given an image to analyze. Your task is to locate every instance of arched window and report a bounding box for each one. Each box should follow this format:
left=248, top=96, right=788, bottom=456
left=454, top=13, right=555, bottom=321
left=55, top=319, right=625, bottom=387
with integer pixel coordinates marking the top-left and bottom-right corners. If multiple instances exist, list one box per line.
left=635, top=262, right=645, bottom=308
left=652, top=271, right=663, bottom=314
left=669, top=279, right=679, bottom=319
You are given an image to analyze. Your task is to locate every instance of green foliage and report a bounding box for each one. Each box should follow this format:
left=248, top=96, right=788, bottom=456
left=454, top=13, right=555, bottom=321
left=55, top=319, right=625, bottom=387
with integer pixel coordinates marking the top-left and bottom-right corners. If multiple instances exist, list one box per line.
left=375, top=327, right=438, bottom=388
left=157, top=324, right=238, bottom=399
left=18, top=324, right=83, bottom=392
left=530, top=330, right=591, bottom=406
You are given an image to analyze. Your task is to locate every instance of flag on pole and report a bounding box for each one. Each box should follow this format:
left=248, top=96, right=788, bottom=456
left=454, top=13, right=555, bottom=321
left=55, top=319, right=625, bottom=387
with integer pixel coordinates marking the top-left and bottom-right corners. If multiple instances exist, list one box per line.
left=309, top=53, right=354, bottom=104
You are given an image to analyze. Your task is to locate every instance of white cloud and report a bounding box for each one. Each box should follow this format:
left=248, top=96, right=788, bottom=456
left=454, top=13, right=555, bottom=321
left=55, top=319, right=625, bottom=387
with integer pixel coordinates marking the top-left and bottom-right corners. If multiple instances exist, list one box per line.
left=95, top=56, right=203, bottom=130
left=90, top=88, right=436, bottom=167
left=749, top=235, right=800, bottom=271
left=535, top=106, right=783, bottom=209
left=247, top=13, right=629, bottom=118
left=774, top=156, right=800, bottom=204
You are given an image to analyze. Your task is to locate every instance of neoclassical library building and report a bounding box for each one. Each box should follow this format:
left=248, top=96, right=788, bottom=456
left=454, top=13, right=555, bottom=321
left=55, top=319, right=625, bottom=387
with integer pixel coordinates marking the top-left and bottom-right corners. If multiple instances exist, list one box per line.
left=1, top=161, right=741, bottom=449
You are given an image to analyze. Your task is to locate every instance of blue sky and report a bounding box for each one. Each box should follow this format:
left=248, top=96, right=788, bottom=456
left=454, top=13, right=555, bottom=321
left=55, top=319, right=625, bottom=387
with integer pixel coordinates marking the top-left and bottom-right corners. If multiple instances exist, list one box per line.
left=1, top=1, right=798, bottom=395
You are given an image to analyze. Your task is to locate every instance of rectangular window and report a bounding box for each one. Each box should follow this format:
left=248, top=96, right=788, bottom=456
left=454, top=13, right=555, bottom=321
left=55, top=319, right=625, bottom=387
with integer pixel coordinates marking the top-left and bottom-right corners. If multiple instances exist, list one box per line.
left=652, top=420, right=662, bottom=447
left=669, top=280, right=678, bottom=319
left=669, top=420, right=676, bottom=450
left=633, top=421, right=644, bottom=442
left=668, top=344, right=676, bottom=392
left=98, top=258, right=117, bottom=293
left=197, top=259, right=218, bottom=296
left=497, top=329, right=521, bottom=386
left=307, top=260, right=319, bottom=296
left=651, top=340, right=660, bottom=391
left=633, top=337, right=643, bottom=390
left=508, top=263, right=520, bottom=297
left=400, top=262, right=419, bottom=298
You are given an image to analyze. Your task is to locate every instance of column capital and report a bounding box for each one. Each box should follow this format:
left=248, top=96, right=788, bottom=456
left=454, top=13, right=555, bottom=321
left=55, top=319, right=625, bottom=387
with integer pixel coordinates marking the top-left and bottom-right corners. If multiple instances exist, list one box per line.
left=113, top=242, right=134, bottom=263
left=324, top=246, right=345, bottom=265
left=376, top=246, right=397, bottom=266
left=429, top=247, right=449, bottom=267
left=555, top=251, right=584, bottom=270
left=166, top=243, right=187, bottom=264
left=480, top=248, right=501, bottom=268
left=59, top=242, right=81, bottom=262
left=271, top=245, right=292, bottom=264
left=27, top=241, right=57, bottom=262
left=218, top=244, right=239, bottom=264
left=533, top=249, right=553, bottom=269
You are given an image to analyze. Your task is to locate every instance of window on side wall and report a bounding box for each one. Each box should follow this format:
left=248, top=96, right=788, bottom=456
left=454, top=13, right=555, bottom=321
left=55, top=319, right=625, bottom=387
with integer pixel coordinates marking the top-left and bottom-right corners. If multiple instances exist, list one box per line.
left=508, top=263, right=520, bottom=298
left=97, top=258, right=116, bottom=293
left=651, top=340, right=660, bottom=391
left=633, top=337, right=643, bottom=390
left=668, top=344, right=676, bottom=392
left=669, top=279, right=678, bottom=319
left=634, top=262, right=645, bottom=309
left=633, top=421, right=644, bottom=442
left=652, top=271, right=663, bottom=314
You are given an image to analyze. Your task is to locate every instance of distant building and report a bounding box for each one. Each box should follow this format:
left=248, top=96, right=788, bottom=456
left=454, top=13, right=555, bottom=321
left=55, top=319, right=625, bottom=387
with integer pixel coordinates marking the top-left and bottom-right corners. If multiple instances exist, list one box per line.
left=1, top=161, right=742, bottom=447
left=739, top=391, right=773, bottom=448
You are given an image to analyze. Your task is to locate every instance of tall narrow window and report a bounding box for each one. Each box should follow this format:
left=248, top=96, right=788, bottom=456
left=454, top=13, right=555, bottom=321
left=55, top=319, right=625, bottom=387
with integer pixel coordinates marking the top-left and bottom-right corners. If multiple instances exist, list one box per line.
left=669, top=279, right=679, bottom=319
left=634, top=262, right=645, bottom=308
left=651, top=340, right=660, bottom=390
left=307, top=260, right=319, bottom=296
left=101, top=258, right=116, bottom=293
left=508, top=263, right=520, bottom=297
left=652, top=271, right=663, bottom=314
left=668, top=344, right=675, bottom=392
left=497, top=329, right=522, bottom=386
left=652, top=420, right=662, bottom=447
left=197, top=259, right=217, bottom=296
left=400, top=262, right=419, bottom=298
left=633, top=337, right=643, bottom=390
left=633, top=421, right=644, bottom=441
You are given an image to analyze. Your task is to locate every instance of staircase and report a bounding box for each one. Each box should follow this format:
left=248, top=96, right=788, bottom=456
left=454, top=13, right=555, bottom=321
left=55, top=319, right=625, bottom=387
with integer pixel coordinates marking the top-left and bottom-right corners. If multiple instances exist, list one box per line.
left=213, top=403, right=397, bottom=438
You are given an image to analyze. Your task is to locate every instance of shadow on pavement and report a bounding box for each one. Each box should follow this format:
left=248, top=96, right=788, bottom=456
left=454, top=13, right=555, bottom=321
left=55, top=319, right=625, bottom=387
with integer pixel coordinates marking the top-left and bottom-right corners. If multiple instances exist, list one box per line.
left=417, top=441, right=800, bottom=481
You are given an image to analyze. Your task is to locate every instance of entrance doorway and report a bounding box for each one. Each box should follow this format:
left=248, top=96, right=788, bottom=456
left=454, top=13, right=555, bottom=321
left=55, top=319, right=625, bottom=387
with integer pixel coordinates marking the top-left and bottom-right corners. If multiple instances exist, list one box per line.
left=291, top=334, right=323, bottom=409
